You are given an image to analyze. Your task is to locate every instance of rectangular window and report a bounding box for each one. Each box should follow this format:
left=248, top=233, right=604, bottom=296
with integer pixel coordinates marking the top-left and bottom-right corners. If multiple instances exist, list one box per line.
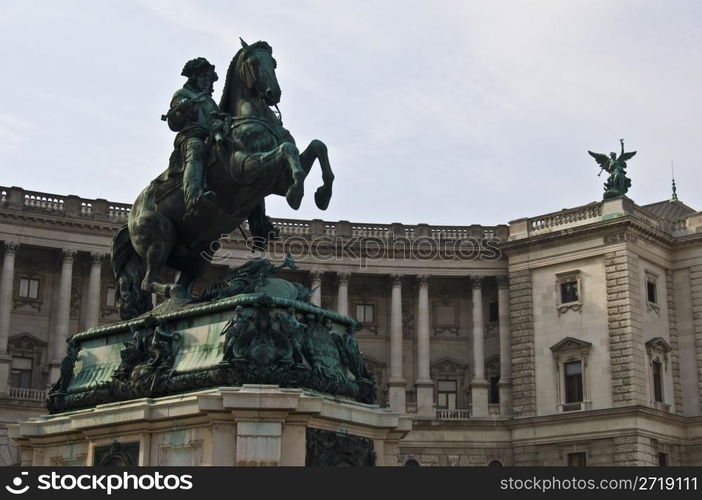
left=567, top=452, right=587, bottom=467
left=560, top=281, right=579, bottom=303
left=564, top=361, right=583, bottom=410
left=436, top=379, right=457, bottom=410
left=658, top=452, right=668, bottom=466
left=489, top=375, right=500, bottom=404
left=488, top=302, right=499, bottom=323
left=105, top=286, right=117, bottom=308
left=647, top=281, right=657, bottom=304
left=18, top=278, right=39, bottom=299
left=652, top=361, right=663, bottom=402
left=355, top=304, right=374, bottom=324
left=10, top=356, right=33, bottom=389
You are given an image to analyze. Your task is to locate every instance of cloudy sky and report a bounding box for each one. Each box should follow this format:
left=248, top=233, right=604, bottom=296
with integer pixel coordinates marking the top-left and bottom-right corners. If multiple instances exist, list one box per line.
left=1, top=1, right=700, bottom=226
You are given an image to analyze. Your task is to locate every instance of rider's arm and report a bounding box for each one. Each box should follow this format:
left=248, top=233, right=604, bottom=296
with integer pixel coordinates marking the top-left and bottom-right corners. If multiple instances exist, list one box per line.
left=167, top=96, right=194, bottom=132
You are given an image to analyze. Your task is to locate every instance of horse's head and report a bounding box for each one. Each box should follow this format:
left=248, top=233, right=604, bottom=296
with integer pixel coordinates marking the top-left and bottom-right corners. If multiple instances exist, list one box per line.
left=237, top=38, right=281, bottom=106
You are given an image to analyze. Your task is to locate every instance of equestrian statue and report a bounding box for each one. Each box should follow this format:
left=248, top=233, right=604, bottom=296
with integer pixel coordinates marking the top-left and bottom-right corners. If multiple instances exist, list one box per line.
left=111, top=38, right=335, bottom=320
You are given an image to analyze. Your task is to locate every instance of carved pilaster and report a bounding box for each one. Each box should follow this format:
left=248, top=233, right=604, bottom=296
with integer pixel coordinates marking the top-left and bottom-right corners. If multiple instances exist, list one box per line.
left=496, top=275, right=509, bottom=289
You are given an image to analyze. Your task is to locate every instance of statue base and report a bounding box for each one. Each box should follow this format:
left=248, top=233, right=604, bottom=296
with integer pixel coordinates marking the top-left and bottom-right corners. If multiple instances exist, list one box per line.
left=47, top=259, right=378, bottom=414
left=10, top=385, right=411, bottom=466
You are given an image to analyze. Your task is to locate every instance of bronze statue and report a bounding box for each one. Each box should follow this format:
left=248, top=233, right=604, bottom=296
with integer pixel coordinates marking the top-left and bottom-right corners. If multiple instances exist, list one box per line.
left=112, top=38, right=335, bottom=320
left=588, top=139, right=636, bottom=199
left=162, top=57, right=222, bottom=219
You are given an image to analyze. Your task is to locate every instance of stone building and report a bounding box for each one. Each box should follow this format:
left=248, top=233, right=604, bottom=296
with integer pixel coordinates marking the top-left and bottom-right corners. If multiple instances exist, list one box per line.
left=1, top=184, right=701, bottom=466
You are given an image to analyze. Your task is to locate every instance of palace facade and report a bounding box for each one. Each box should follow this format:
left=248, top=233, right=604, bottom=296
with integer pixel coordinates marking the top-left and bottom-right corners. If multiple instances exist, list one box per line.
left=1, top=184, right=702, bottom=466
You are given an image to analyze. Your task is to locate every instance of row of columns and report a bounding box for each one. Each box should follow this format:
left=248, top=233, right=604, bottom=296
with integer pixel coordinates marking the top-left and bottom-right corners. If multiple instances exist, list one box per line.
left=310, top=270, right=512, bottom=418
left=0, top=242, right=106, bottom=390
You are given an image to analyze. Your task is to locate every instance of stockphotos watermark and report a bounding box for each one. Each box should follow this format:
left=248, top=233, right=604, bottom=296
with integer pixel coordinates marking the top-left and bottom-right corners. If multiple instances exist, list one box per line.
left=4, top=470, right=193, bottom=496
left=201, top=234, right=503, bottom=268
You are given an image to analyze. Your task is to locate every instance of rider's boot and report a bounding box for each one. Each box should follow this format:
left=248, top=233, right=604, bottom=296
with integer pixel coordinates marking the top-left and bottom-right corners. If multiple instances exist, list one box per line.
left=183, top=151, right=216, bottom=220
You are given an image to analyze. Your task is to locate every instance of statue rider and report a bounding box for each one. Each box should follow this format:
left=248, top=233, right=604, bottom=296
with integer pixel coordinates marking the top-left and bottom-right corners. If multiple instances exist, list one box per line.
left=165, top=57, right=224, bottom=219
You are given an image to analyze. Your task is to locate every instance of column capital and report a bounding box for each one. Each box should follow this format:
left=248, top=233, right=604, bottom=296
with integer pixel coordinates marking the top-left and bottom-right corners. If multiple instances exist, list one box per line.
left=470, top=275, right=485, bottom=288
left=336, top=271, right=351, bottom=284
left=61, top=249, right=77, bottom=263
left=90, top=252, right=107, bottom=266
left=310, top=269, right=323, bottom=281
left=3, top=241, right=19, bottom=255
left=417, top=274, right=430, bottom=287
left=496, top=275, right=509, bottom=289
left=389, top=273, right=404, bottom=287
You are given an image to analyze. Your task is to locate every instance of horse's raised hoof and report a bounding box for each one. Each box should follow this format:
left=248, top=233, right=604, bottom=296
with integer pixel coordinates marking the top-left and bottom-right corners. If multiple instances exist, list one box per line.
left=314, top=185, right=332, bottom=210
left=285, top=184, right=304, bottom=210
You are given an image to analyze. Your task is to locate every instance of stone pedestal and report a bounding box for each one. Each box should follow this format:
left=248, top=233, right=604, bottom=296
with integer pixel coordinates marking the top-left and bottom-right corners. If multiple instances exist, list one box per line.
left=415, top=380, right=435, bottom=417
left=470, top=379, right=489, bottom=417
left=10, top=385, right=411, bottom=466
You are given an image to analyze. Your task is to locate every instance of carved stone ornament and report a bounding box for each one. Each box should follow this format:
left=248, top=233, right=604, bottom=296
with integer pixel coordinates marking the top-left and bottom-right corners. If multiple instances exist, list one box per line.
left=47, top=259, right=378, bottom=414
left=94, top=442, right=140, bottom=466
left=305, top=428, right=375, bottom=466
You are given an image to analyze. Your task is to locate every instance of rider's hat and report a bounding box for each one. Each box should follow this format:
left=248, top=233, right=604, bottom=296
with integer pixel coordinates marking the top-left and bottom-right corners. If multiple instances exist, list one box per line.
left=181, top=57, right=218, bottom=80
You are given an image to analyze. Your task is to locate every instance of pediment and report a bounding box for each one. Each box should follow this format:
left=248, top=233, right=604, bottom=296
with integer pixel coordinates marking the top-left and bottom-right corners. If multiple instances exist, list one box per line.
left=431, top=357, right=467, bottom=373
left=645, top=337, right=672, bottom=354
left=8, top=332, right=47, bottom=350
left=550, top=336, right=591, bottom=353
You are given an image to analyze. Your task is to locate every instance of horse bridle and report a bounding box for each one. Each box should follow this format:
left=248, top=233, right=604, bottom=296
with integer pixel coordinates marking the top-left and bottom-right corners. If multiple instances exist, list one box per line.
left=241, top=49, right=283, bottom=124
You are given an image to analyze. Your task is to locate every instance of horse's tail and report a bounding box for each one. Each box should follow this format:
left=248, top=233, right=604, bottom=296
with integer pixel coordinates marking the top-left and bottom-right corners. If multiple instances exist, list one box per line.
left=111, top=225, right=153, bottom=320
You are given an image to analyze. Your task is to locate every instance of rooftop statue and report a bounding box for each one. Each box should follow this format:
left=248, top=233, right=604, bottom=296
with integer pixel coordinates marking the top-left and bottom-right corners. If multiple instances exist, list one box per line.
left=588, top=139, right=636, bottom=200
left=112, top=38, right=335, bottom=320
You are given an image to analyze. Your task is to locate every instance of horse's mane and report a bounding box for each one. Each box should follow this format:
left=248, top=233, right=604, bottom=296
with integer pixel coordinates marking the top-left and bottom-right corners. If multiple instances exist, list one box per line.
left=219, top=41, right=273, bottom=115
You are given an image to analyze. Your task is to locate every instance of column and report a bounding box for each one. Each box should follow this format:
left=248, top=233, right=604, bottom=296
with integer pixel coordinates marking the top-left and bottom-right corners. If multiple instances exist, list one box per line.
left=310, top=270, right=322, bottom=307
left=336, top=272, right=350, bottom=316
left=415, top=274, right=433, bottom=416
left=84, top=252, right=104, bottom=329
left=497, top=275, right=512, bottom=416
left=470, top=275, right=489, bottom=417
left=0, top=241, right=18, bottom=394
left=388, top=274, right=406, bottom=413
left=49, top=249, right=76, bottom=384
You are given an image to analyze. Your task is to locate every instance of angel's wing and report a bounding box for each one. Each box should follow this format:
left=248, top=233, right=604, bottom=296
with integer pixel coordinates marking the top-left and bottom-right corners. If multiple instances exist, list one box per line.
left=588, top=151, right=611, bottom=170
left=619, top=151, right=637, bottom=163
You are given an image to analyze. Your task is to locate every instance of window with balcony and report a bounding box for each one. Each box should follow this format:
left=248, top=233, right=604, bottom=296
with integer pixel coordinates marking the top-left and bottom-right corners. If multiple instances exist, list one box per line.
left=436, top=379, right=457, bottom=410
left=10, top=357, right=32, bottom=389
left=7, top=333, right=47, bottom=397
left=550, top=337, right=592, bottom=412
left=564, top=361, right=583, bottom=410
left=645, top=337, right=671, bottom=410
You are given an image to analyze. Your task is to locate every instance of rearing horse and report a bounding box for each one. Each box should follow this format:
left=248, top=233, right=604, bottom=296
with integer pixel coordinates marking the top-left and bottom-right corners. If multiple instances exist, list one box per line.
left=112, top=39, right=334, bottom=320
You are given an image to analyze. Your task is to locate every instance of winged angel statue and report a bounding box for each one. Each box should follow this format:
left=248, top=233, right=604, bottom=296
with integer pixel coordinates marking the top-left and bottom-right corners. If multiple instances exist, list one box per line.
left=588, top=139, right=636, bottom=199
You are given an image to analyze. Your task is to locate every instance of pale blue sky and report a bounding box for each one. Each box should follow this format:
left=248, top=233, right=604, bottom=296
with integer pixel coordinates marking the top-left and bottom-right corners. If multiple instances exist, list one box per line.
left=0, top=0, right=700, bottom=225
